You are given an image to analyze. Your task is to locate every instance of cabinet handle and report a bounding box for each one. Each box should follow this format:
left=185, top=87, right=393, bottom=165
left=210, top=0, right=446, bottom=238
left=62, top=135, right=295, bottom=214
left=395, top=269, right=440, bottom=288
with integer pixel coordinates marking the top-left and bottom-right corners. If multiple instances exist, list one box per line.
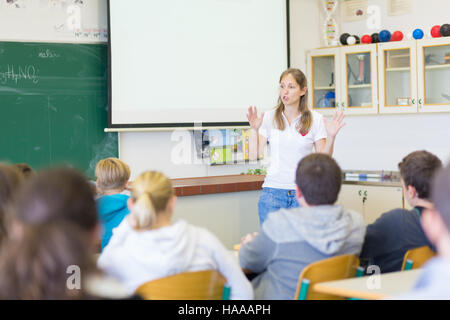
left=418, top=98, right=423, bottom=108
left=412, top=98, right=415, bottom=104
left=358, top=190, right=362, bottom=196
left=364, top=190, right=367, bottom=196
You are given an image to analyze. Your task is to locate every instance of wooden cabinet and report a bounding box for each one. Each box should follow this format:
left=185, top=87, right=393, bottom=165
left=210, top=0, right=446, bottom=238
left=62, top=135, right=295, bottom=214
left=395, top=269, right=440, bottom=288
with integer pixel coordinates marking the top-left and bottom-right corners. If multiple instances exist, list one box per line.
left=417, top=37, right=450, bottom=113
left=307, top=47, right=341, bottom=116
left=308, top=37, right=450, bottom=115
left=336, top=184, right=404, bottom=225
left=307, top=44, right=378, bottom=116
left=377, top=40, right=418, bottom=114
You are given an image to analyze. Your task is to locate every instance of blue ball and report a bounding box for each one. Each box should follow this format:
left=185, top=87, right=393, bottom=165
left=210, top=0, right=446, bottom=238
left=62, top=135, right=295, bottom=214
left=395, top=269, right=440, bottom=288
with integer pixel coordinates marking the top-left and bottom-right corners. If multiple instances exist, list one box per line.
left=379, top=30, right=391, bottom=42
left=324, top=91, right=335, bottom=99
left=413, top=28, right=424, bottom=39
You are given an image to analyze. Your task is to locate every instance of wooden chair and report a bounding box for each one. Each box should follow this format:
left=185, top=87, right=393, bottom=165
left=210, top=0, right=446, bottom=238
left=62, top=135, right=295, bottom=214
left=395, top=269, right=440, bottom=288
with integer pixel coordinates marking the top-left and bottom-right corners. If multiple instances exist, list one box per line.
left=135, top=270, right=230, bottom=300
left=401, top=246, right=436, bottom=271
left=294, top=254, right=361, bottom=300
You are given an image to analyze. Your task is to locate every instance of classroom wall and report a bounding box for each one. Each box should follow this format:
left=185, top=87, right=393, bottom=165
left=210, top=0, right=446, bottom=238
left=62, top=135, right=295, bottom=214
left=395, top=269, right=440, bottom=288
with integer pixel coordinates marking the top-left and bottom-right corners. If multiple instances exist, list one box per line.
left=338, top=0, right=449, bottom=37
left=120, top=0, right=321, bottom=179
left=7, top=0, right=449, bottom=176
left=0, top=0, right=107, bottom=42
left=327, top=0, right=450, bottom=170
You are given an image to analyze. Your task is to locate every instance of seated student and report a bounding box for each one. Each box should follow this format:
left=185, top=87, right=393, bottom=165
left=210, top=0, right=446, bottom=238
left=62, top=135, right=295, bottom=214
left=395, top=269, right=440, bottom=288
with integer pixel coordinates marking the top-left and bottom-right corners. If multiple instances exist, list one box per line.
left=393, top=162, right=450, bottom=299
left=238, top=153, right=366, bottom=300
left=0, top=221, right=100, bottom=299
left=0, top=163, right=23, bottom=246
left=97, top=171, right=254, bottom=300
left=0, top=167, right=136, bottom=299
left=359, top=150, right=442, bottom=274
left=95, top=158, right=131, bottom=250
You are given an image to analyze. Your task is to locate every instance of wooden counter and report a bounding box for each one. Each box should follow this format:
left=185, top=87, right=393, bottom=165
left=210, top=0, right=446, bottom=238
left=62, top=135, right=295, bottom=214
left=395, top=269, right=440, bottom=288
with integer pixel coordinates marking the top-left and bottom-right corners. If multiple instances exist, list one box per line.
left=171, top=174, right=265, bottom=197
left=170, top=174, right=401, bottom=197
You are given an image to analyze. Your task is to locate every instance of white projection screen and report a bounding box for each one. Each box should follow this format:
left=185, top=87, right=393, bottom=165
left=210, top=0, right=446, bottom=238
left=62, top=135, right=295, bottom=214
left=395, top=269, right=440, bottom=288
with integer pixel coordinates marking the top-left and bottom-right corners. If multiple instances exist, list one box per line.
left=108, top=0, right=288, bottom=128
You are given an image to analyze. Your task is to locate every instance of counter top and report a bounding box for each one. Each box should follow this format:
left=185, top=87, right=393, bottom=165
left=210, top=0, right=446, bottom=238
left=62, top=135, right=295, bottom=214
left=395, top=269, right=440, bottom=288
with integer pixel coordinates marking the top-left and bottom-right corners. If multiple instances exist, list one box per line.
left=172, top=174, right=265, bottom=197
left=171, top=172, right=402, bottom=197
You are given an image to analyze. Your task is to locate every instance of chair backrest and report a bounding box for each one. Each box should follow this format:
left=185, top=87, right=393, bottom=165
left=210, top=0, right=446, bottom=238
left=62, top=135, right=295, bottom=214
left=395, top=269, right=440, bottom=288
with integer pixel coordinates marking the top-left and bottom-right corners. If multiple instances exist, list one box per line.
left=294, top=254, right=360, bottom=300
left=135, top=270, right=228, bottom=300
left=401, top=246, right=436, bottom=271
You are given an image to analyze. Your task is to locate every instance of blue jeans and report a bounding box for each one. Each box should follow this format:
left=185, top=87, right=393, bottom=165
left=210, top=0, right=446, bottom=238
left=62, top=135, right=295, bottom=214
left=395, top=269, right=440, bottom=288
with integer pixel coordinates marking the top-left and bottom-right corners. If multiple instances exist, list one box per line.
left=257, top=187, right=300, bottom=225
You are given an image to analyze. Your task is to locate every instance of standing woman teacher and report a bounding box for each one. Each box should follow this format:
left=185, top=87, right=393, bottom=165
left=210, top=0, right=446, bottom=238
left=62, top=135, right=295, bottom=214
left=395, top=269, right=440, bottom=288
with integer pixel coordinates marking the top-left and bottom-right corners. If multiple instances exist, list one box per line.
left=247, top=68, right=345, bottom=225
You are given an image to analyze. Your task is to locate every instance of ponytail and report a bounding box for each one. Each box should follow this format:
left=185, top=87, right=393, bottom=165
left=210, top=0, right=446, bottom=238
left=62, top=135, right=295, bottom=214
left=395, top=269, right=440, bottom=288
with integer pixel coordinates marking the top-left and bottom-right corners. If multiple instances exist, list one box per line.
left=128, top=171, right=174, bottom=231
left=128, top=193, right=156, bottom=229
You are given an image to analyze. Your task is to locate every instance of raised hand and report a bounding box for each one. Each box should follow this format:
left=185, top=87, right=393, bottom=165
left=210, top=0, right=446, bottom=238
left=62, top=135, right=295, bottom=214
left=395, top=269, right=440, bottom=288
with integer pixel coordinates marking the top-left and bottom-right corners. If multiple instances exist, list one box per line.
left=246, top=106, right=265, bottom=131
left=324, top=110, right=346, bottom=138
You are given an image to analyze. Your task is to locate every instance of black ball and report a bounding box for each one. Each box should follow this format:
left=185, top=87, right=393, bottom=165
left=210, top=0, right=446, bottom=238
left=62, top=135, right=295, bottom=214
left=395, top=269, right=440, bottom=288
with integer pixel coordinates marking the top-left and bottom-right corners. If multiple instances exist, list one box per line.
left=371, top=33, right=380, bottom=43
left=340, top=33, right=350, bottom=45
left=441, top=24, right=450, bottom=37
left=353, top=35, right=361, bottom=44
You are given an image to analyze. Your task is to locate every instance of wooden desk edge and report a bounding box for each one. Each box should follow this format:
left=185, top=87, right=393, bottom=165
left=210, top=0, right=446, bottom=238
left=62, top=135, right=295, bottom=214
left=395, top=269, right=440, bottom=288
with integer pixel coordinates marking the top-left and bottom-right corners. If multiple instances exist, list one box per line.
left=312, top=283, right=385, bottom=300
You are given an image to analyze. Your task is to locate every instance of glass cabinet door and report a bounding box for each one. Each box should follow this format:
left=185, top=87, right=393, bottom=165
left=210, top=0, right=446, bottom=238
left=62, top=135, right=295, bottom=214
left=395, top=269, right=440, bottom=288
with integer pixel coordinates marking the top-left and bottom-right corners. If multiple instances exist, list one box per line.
left=418, top=38, right=450, bottom=112
left=341, top=44, right=378, bottom=115
left=307, top=48, right=341, bottom=116
left=378, top=41, right=417, bottom=114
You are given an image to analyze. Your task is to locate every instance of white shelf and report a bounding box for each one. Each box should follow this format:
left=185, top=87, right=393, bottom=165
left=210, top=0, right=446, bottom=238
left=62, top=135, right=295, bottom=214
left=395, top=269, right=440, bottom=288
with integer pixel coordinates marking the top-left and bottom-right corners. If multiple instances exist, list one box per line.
left=386, top=67, right=410, bottom=72
left=348, top=84, right=371, bottom=89
left=425, top=64, right=450, bottom=70
left=314, top=86, right=335, bottom=90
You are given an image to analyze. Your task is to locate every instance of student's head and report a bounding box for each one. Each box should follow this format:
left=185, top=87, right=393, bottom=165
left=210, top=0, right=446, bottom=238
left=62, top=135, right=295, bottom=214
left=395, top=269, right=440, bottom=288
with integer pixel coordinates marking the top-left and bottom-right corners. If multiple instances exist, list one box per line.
left=11, top=167, right=99, bottom=246
left=95, top=158, right=130, bottom=195
left=13, top=163, right=36, bottom=180
left=421, top=163, right=450, bottom=257
left=398, top=150, right=442, bottom=203
left=0, top=222, right=96, bottom=299
left=274, top=68, right=312, bottom=135
left=295, top=153, right=342, bottom=206
left=128, top=171, right=176, bottom=230
left=0, top=163, right=23, bottom=246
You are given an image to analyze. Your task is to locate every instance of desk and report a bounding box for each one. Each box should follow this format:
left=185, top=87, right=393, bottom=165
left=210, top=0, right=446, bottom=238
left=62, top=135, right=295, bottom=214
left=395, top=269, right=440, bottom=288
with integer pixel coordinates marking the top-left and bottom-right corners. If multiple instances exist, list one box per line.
left=313, top=269, right=423, bottom=300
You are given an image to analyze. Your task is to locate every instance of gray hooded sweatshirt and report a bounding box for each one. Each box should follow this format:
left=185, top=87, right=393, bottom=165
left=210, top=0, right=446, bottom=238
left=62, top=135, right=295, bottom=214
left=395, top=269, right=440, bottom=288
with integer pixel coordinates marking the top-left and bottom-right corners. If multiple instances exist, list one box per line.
left=238, top=205, right=366, bottom=300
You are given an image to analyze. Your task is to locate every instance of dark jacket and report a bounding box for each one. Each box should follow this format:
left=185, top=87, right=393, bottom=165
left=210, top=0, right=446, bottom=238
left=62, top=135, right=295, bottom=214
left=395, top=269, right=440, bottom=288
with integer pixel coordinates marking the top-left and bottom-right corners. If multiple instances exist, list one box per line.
left=359, top=206, right=435, bottom=274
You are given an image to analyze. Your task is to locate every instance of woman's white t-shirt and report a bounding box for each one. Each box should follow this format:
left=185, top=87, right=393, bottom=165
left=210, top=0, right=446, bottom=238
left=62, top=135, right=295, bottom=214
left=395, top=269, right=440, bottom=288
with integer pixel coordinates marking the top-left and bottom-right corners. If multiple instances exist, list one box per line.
left=259, top=109, right=327, bottom=190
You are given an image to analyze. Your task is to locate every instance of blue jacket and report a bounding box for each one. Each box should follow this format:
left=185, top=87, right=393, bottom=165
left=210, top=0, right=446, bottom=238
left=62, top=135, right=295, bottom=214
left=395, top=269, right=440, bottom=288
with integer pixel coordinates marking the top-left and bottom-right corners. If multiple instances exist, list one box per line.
left=97, top=194, right=130, bottom=251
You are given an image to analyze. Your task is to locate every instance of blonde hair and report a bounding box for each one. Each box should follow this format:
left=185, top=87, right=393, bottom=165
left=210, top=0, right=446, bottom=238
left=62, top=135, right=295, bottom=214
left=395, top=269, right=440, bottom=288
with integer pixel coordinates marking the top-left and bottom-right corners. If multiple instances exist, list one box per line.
left=129, top=171, right=174, bottom=230
left=95, top=158, right=130, bottom=193
left=274, top=68, right=312, bottom=135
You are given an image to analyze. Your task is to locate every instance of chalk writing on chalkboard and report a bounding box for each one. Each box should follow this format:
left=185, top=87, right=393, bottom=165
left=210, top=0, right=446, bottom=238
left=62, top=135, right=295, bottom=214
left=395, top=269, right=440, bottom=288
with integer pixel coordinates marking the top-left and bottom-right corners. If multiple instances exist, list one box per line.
left=38, top=49, right=61, bottom=59
left=0, top=64, right=38, bottom=84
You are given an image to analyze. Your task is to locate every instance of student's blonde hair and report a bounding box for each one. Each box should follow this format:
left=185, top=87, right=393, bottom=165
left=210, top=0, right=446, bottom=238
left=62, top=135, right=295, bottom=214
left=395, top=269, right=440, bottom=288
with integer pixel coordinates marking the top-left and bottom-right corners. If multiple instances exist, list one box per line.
left=95, top=158, right=130, bottom=193
left=129, top=171, right=174, bottom=230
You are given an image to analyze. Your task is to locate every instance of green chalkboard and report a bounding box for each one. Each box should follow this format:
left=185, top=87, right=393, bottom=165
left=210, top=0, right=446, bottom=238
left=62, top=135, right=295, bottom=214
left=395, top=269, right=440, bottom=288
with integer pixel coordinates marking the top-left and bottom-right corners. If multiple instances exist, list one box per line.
left=0, top=41, right=117, bottom=179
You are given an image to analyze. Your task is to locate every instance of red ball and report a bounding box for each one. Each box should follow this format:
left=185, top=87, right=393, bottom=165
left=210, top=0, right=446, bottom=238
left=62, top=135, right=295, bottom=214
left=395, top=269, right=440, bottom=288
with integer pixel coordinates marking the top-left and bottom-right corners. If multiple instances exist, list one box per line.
left=361, top=34, right=372, bottom=44
left=431, top=25, right=442, bottom=38
left=391, top=31, right=404, bottom=41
